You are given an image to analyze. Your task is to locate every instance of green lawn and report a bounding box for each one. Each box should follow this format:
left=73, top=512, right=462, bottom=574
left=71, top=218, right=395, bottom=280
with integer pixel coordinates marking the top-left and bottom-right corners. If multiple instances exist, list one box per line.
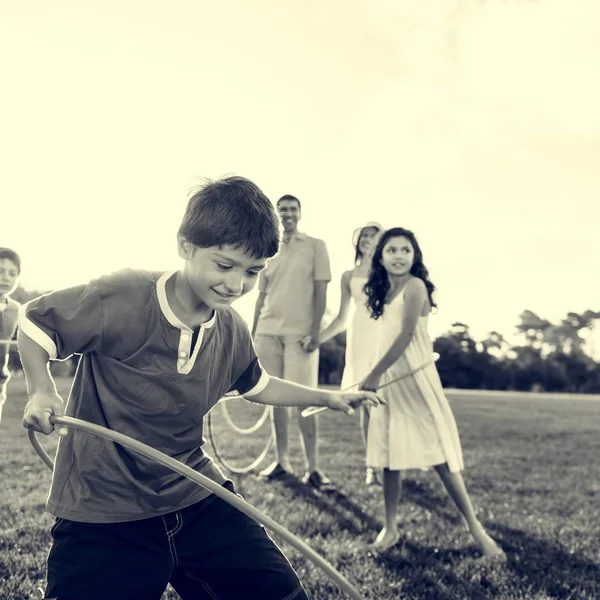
left=1, top=377, right=599, bottom=599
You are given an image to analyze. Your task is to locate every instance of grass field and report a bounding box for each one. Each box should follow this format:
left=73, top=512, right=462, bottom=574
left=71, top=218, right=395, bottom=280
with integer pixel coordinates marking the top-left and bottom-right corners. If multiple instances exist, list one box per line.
left=1, top=377, right=599, bottom=600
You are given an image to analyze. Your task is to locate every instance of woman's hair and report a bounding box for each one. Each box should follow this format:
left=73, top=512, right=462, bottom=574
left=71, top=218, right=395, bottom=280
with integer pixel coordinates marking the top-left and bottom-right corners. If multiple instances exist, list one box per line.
left=364, top=227, right=437, bottom=319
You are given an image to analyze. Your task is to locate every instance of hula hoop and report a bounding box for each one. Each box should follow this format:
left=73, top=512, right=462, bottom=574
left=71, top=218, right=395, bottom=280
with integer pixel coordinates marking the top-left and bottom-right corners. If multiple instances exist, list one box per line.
left=28, top=416, right=364, bottom=600
left=220, top=398, right=270, bottom=435
left=206, top=408, right=273, bottom=475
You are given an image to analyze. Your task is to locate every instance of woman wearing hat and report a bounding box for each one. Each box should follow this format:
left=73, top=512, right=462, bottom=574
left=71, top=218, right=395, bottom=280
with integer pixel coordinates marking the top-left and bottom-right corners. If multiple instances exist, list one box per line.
left=320, top=222, right=384, bottom=486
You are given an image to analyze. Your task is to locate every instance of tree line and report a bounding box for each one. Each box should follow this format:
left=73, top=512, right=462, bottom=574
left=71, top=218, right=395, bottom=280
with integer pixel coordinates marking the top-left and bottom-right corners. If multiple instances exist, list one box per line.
left=319, top=309, right=600, bottom=393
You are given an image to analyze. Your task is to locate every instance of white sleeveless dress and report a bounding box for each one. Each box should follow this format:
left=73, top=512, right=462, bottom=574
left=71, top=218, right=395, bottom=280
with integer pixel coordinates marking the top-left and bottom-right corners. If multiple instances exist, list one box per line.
left=366, top=288, right=464, bottom=473
left=340, top=276, right=379, bottom=391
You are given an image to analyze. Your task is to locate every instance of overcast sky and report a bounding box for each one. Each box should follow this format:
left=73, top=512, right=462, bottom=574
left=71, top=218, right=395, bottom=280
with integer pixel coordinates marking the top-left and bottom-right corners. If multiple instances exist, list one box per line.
left=2, top=0, right=599, bottom=350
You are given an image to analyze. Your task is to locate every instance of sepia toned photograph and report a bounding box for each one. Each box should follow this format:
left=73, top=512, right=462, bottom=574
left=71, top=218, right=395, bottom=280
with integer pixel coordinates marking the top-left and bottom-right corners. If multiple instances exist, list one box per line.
left=1, top=1, right=599, bottom=599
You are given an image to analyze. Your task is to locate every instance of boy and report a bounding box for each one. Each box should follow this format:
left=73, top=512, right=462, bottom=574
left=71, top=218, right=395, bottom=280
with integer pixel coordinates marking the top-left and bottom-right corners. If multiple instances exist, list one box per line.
left=19, top=176, right=384, bottom=600
left=0, top=247, right=21, bottom=423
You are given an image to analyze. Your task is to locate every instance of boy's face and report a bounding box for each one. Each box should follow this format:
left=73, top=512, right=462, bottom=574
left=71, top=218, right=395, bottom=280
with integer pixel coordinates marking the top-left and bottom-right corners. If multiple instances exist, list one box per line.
left=178, top=239, right=267, bottom=311
left=0, top=259, right=19, bottom=298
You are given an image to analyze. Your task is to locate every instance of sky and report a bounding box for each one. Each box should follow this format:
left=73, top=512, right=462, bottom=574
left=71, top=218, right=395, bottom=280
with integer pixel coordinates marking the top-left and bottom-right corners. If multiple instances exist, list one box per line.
left=2, top=0, right=599, bottom=352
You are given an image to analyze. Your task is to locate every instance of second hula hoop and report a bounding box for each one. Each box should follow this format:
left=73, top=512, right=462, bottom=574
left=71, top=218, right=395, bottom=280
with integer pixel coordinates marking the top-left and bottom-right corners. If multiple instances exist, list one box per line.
left=206, top=406, right=273, bottom=474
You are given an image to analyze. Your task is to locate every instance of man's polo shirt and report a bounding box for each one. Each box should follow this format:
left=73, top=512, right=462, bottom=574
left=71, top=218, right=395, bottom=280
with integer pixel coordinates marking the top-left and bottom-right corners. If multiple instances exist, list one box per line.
left=255, top=232, right=331, bottom=336
left=19, top=269, right=269, bottom=523
left=0, top=296, right=20, bottom=380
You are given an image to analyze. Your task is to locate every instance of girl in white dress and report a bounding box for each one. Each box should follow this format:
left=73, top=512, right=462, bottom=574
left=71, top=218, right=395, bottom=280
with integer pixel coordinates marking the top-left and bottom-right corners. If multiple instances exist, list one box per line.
left=360, top=227, right=505, bottom=558
left=320, top=222, right=384, bottom=485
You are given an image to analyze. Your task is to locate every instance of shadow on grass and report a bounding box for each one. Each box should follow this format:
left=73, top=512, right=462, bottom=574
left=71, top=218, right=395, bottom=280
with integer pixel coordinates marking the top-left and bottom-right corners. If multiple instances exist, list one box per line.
left=401, top=478, right=462, bottom=526
left=264, top=474, right=383, bottom=535
left=370, top=522, right=600, bottom=600
left=370, top=542, right=490, bottom=600
left=250, top=472, right=462, bottom=539
left=493, top=522, right=600, bottom=599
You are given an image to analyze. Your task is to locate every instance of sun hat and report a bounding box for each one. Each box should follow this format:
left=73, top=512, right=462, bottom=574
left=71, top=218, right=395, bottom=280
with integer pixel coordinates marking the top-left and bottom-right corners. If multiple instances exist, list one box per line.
left=351, top=222, right=385, bottom=248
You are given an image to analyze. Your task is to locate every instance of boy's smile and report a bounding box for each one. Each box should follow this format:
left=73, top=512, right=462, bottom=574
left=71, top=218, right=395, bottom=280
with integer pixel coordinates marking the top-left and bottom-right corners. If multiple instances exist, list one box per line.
left=177, top=240, right=268, bottom=318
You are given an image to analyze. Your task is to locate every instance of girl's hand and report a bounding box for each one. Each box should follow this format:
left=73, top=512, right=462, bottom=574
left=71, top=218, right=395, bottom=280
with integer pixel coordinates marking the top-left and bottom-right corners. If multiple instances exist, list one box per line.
left=326, top=390, right=386, bottom=415
left=299, top=334, right=319, bottom=353
left=360, top=372, right=382, bottom=392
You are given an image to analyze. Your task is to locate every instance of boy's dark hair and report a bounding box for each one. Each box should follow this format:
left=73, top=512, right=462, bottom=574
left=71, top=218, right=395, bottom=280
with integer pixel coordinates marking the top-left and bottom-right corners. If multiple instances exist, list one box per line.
left=178, top=176, right=280, bottom=259
left=0, top=248, right=21, bottom=274
left=364, top=227, right=437, bottom=319
left=276, top=194, right=301, bottom=209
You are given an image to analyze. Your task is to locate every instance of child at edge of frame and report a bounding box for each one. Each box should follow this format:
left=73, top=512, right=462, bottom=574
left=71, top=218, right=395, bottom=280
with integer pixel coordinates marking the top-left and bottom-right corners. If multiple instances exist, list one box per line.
left=18, top=175, right=384, bottom=600
left=0, top=247, right=22, bottom=423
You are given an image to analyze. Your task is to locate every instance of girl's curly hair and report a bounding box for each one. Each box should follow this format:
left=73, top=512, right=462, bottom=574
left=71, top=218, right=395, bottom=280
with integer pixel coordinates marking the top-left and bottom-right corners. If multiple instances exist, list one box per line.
left=364, top=227, right=437, bottom=319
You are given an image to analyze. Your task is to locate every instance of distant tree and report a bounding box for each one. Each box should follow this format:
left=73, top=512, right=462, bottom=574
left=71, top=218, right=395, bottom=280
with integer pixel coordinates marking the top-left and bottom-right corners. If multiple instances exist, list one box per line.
left=515, top=310, right=552, bottom=351
left=505, top=345, right=545, bottom=391
left=481, top=330, right=508, bottom=358
left=433, top=323, right=497, bottom=389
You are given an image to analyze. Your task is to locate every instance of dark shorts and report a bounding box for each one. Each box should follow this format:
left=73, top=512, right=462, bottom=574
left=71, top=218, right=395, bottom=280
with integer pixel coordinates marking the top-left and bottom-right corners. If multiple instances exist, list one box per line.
left=44, top=481, right=309, bottom=600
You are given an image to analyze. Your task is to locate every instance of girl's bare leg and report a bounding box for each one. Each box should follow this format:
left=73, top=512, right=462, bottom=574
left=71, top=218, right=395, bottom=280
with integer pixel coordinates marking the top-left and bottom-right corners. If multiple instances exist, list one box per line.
left=369, top=468, right=401, bottom=551
left=433, top=462, right=505, bottom=557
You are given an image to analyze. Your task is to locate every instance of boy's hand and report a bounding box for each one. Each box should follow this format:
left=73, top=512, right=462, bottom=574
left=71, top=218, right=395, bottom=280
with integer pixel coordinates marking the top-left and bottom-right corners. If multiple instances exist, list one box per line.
left=23, top=392, right=69, bottom=436
left=326, top=391, right=385, bottom=416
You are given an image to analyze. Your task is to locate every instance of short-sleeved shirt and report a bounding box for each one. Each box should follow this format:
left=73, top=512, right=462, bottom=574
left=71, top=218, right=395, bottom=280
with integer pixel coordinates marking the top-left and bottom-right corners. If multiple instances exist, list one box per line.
left=0, top=296, right=20, bottom=380
left=255, top=232, right=331, bottom=336
left=19, top=269, right=270, bottom=523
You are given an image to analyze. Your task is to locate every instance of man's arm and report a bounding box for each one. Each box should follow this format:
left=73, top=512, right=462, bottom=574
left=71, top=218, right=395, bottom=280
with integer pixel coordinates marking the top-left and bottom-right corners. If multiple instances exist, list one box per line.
left=251, top=291, right=267, bottom=337
left=303, top=237, right=332, bottom=352
left=251, top=271, right=268, bottom=337
left=303, top=281, right=328, bottom=352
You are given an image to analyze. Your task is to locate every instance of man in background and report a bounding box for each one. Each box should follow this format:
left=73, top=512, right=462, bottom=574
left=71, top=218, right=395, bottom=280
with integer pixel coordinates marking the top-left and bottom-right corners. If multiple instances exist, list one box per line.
left=252, top=195, right=335, bottom=491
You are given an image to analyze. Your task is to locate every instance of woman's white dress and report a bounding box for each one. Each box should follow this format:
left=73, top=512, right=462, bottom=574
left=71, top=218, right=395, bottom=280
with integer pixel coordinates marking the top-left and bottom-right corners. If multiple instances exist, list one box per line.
left=340, top=276, right=378, bottom=391
left=366, top=288, right=464, bottom=473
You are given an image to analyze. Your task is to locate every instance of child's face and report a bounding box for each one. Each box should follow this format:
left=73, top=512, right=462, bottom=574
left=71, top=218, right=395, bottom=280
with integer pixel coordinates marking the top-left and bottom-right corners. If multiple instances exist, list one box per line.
left=0, top=259, right=19, bottom=297
left=178, top=240, right=267, bottom=311
left=380, top=236, right=414, bottom=277
left=358, top=227, right=380, bottom=255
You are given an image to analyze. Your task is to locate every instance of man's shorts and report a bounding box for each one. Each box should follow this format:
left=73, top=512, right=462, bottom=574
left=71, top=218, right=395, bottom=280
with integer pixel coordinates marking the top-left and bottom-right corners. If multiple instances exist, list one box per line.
left=254, top=334, right=319, bottom=387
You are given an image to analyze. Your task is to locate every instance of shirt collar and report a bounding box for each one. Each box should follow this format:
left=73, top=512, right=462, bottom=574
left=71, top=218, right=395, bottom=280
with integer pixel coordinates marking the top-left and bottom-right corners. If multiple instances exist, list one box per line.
left=156, top=271, right=216, bottom=330
left=284, top=231, right=307, bottom=243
